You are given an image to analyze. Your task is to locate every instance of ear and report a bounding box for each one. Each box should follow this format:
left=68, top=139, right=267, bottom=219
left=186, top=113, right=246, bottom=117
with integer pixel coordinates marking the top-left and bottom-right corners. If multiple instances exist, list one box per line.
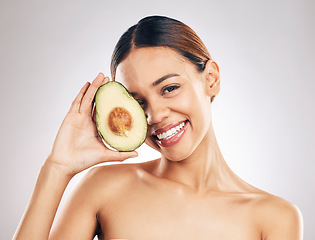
left=204, top=60, right=220, bottom=99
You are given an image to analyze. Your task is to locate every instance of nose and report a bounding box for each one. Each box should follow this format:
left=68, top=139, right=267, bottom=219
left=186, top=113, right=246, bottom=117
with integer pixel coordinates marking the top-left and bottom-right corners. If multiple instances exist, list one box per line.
left=145, top=100, right=170, bottom=126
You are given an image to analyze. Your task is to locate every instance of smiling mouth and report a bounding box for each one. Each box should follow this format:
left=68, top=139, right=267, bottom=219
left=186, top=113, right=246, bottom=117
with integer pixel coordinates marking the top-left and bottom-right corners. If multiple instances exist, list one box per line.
left=156, top=121, right=186, bottom=140
left=152, top=120, right=188, bottom=147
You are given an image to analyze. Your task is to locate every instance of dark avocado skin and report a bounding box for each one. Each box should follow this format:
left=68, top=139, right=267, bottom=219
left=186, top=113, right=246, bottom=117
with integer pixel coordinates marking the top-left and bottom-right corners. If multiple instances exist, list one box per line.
left=95, top=81, right=148, bottom=152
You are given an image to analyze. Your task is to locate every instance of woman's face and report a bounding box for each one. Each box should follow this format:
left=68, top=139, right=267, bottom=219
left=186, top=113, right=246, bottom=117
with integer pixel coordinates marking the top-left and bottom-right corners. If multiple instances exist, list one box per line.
left=115, top=47, right=216, bottom=161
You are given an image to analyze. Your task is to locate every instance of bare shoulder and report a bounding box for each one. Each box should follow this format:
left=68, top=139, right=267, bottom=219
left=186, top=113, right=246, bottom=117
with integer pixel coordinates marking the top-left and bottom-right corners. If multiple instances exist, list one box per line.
left=50, top=161, right=157, bottom=239
left=252, top=191, right=303, bottom=239
left=78, top=159, right=159, bottom=200
left=84, top=159, right=158, bottom=182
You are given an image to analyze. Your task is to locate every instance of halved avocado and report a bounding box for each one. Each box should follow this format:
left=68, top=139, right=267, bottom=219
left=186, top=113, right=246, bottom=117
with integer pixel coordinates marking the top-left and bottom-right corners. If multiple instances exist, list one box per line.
left=95, top=81, right=147, bottom=151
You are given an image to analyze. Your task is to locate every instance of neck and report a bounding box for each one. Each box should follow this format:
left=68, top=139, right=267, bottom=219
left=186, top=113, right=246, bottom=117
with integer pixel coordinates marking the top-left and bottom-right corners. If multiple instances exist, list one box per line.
left=155, top=123, right=245, bottom=194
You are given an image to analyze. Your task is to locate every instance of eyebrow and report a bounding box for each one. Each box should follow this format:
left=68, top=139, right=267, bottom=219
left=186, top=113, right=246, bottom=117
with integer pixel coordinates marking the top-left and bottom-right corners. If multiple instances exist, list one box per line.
left=152, top=73, right=180, bottom=86
left=130, top=73, right=180, bottom=97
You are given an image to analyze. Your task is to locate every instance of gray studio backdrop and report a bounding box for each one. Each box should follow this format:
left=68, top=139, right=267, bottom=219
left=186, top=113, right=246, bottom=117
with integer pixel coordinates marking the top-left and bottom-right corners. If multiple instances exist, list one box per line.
left=1, top=0, right=314, bottom=239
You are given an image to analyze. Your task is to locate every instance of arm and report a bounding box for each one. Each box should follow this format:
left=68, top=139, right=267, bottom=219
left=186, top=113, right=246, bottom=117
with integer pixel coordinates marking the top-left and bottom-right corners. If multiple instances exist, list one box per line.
left=13, top=161, right=71, bottom=239
left=13, top=73, right=137, bottom=240
left=49, top=168, right=103, bottom=240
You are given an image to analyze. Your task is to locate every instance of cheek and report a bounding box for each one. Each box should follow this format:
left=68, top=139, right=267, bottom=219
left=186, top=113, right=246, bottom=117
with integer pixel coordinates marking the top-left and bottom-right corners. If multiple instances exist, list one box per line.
left=174, top=90, right=196, bottom=114
left=144, top=138, right=159, bottom=151
left=144, top=125, right=160, bottom=152
left=181, top=87, right=212, bottom=135
left=176, top=86, right=210, bottom=121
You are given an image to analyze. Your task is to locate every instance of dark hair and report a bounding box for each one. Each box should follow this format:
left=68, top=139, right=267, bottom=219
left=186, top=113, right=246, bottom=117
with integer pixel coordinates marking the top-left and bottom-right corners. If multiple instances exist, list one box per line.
left=110, top=15, right=215, bottom=101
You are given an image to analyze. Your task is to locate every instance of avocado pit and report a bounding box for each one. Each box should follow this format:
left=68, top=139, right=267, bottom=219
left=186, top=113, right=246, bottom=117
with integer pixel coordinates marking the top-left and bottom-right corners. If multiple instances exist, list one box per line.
left=108, top=107, right=133, bottom=136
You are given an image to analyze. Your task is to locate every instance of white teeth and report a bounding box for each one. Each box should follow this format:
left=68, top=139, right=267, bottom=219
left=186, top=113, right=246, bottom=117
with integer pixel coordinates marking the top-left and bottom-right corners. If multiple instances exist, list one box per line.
left=161, top=132, right=167, bottom=139
left=156, top=121, right=186, bottom=140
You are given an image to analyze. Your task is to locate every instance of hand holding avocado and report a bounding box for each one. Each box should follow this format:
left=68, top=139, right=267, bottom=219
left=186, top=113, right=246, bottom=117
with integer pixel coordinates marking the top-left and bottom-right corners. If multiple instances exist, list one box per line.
left=47, top=73, right=138, bottom=177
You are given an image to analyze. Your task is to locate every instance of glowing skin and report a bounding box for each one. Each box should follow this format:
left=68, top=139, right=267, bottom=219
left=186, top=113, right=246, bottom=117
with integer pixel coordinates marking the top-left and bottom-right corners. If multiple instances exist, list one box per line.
left=116, top=47, right=214, bottom=162
left=14, top=49, right=303, bottom=240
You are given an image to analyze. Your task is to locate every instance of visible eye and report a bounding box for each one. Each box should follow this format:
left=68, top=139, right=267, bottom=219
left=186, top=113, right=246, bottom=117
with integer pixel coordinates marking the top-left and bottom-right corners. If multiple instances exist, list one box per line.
left=161, top=85, right=180, bottom=96
left=135, top=98, right=145, bottom=108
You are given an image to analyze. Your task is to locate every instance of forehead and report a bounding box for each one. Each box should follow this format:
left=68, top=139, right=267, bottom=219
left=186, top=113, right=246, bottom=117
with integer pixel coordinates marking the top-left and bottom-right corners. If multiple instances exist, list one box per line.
left=115, top=47, right=194, bottom=90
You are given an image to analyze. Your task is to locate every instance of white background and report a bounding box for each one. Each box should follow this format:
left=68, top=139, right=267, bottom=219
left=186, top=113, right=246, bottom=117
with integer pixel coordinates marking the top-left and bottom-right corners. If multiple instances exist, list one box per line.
left=1, top=0, right=314, bottom=239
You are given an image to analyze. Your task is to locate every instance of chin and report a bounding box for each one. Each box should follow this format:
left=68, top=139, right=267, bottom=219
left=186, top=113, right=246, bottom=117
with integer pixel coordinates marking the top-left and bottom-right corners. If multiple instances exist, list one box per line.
left=163, top=145, right=196, bottom=162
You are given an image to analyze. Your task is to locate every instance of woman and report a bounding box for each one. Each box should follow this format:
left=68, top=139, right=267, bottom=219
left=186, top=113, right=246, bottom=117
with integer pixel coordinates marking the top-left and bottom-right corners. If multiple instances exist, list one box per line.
left=14, top=16, right=302, bottom=240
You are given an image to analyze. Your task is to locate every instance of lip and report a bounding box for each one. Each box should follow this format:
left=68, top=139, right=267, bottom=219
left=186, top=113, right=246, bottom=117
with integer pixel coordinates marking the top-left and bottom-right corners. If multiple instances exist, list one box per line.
left=152, top=120, right=186, bottom=136
left=154, top=120, right=189, bottom=147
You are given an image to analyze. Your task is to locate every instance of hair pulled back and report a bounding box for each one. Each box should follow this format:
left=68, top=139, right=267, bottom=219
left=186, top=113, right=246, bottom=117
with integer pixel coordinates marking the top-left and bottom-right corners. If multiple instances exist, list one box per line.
left=110, top=16, right=212, bottom=80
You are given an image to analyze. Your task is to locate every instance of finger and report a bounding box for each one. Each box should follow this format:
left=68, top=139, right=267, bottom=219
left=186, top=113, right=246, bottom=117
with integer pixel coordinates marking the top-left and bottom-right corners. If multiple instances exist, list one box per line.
left=92, top=104, right=97, bottom=123
left=69, top=82, right=90, bottom=113
left=79, top=73, right=104, bottom=114
left=89, top=149, right=138, bottom=166
left=80, top=73, right=109, bottom=115
left=101, top=150, right=138, bottom=163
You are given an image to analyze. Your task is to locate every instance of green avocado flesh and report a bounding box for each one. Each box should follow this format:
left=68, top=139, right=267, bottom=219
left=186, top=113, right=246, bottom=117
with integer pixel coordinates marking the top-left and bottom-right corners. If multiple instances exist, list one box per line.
left=95, top=81, right=147, bottom=151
